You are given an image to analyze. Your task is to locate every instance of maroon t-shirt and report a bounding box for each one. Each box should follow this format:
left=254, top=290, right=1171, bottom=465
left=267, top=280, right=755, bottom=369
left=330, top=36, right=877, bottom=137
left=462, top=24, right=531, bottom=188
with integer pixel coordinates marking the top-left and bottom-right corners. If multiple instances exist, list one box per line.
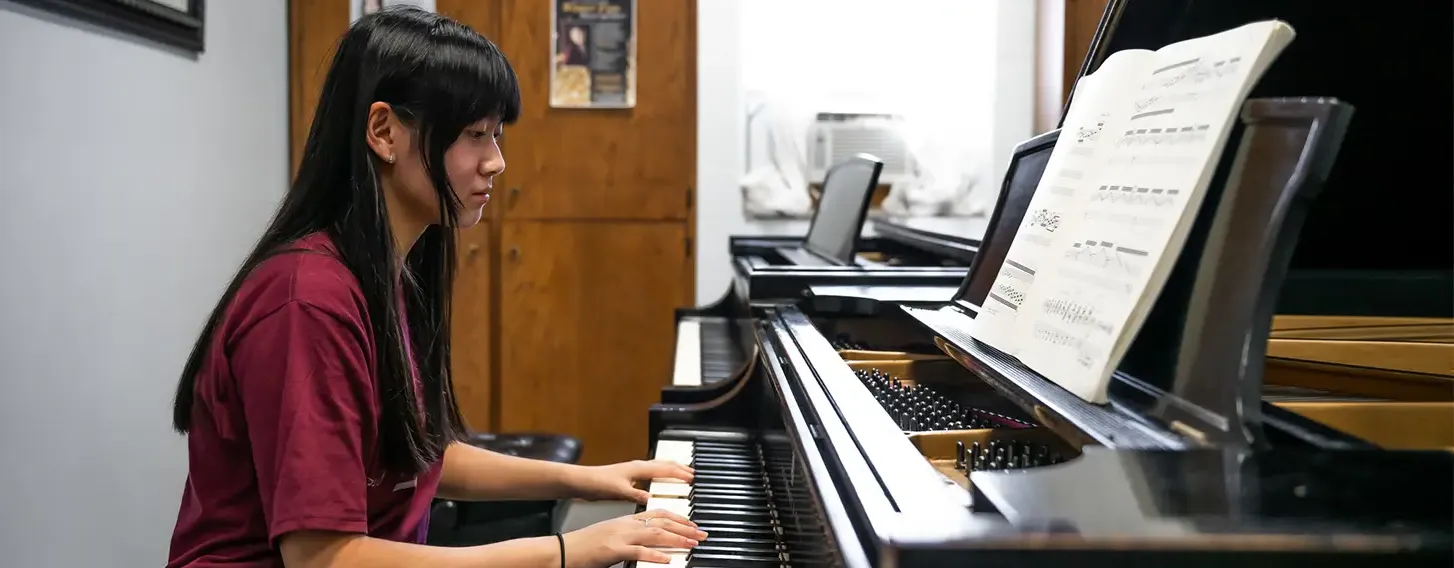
left=167, top=233, right=443, bottom=567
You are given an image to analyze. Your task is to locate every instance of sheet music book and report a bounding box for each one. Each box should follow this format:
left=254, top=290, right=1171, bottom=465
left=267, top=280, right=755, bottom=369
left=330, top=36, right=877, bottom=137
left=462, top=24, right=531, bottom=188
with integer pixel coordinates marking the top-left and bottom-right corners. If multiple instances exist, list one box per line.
left=970, top=20, right=1296, bottom=404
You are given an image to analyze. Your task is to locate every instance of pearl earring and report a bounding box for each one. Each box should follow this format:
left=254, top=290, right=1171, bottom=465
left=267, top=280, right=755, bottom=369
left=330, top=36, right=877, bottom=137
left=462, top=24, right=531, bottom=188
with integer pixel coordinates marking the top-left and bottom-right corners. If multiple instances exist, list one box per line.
left=386, top=155, right=396, bottom=164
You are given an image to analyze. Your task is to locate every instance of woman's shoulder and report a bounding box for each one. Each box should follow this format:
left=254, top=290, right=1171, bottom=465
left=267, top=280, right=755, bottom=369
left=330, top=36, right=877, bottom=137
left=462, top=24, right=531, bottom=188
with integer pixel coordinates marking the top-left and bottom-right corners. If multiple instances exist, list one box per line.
left=232, top=232, right=367, bottom=325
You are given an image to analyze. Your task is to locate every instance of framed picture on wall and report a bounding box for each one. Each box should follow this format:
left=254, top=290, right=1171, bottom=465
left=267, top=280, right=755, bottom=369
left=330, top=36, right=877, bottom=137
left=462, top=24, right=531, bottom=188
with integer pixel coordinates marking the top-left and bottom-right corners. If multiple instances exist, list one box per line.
left=11, top=0, right=205, bottom=54
left=352, top=0, right=436, bottom=24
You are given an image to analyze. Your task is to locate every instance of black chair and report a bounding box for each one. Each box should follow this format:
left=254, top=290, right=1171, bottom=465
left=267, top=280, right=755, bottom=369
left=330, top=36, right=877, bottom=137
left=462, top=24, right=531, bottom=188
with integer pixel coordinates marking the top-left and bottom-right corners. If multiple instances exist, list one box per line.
left=427, top=432, right=583, bottom=546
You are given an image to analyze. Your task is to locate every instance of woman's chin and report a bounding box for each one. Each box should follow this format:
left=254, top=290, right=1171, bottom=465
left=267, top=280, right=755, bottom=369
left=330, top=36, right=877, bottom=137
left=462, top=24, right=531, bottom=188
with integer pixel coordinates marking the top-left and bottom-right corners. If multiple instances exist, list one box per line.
left=457, top=205, right=486, bottom=229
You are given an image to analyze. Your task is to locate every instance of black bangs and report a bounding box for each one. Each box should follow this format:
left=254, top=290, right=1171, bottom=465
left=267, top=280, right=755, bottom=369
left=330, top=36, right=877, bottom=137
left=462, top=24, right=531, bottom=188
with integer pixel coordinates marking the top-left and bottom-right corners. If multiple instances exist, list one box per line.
left=426, top=24, right=522, bottom=127
left=369, top=6, right=521, bottom=130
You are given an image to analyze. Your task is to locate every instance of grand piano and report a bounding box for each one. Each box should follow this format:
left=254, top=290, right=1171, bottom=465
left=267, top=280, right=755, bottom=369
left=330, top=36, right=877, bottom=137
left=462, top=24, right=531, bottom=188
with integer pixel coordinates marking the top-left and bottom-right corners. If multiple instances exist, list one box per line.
left=637, top=2, right=1453, bottom=566
left=671, top=155, right=986, bottom=394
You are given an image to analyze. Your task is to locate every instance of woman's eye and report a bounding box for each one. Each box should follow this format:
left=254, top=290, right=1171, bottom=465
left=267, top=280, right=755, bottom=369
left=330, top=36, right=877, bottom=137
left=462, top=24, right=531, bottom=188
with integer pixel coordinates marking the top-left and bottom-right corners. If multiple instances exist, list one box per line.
left=468, top=130, right=489, bottom=140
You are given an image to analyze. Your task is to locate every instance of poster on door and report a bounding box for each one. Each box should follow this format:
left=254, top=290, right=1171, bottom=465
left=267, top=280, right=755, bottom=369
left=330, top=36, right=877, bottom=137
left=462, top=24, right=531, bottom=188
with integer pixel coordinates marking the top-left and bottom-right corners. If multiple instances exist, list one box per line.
left=352, top=0, right=437, bottom=24
left=550, top=0, right=637, bottom=109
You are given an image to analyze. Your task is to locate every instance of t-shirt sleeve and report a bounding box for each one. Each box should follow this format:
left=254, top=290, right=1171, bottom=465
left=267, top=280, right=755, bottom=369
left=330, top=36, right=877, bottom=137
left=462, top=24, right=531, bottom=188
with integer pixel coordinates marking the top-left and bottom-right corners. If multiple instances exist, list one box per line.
left=230, top=300, right=375, bottom=545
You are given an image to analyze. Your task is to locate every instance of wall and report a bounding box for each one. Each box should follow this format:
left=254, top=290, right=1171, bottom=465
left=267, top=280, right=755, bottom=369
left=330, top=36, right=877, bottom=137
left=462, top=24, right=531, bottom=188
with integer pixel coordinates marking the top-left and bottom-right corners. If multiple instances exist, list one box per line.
left=0, top=1, right=288, bottom=565
left=695, top=0, right=749, bottom=303
left=984, top=0, right=1038, bottom=191
left=695, top=0, right=1036, bottom=303
left=1034, top=0, right=1067, bottom=133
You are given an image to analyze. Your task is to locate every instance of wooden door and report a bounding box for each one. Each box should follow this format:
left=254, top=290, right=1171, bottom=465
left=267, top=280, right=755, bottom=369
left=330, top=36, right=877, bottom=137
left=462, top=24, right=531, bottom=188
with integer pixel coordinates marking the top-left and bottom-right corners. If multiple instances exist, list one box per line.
left=451, top=221, right=494, bottom=431
left=1032, top=0, right=1110, bottom=132
left=497, top=221, right=692, bottom=465
left=1063, top=0, right=1110, bottom=99
left=492, top=0, right=697, bottom=465
left=288, top=0, right=349, bottom=173
left=493, top=0, right=696, bottom=221
left=437, top=0, right=503, bottom=436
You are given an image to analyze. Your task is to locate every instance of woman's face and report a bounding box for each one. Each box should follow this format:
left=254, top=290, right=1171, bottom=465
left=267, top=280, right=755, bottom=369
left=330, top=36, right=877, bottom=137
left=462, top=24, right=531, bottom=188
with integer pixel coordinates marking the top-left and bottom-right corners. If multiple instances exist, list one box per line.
left=569, top=27, right=586, bottom=45
left=440, top=118, right=506, bottom=228
left=388, top=116, right=506, bottom=229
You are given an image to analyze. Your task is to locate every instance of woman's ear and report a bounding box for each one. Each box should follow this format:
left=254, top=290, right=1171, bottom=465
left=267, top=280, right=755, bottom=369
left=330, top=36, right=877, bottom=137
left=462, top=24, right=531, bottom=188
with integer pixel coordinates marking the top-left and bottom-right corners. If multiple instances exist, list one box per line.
left=365, top=102, right=399, bottom=164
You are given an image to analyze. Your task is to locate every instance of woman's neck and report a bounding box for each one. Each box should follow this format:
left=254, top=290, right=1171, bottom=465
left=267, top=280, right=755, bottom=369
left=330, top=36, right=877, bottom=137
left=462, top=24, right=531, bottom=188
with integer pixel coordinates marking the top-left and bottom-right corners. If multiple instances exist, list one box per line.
left=381, top=180, right=429, bottom=266
left=390, top=216, right=426, bottom=264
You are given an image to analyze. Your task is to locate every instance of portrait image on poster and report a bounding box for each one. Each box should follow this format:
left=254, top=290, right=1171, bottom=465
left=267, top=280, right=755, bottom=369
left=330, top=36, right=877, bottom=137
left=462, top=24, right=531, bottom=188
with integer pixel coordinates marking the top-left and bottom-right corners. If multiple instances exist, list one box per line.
left=551, top=0, right=637, bottom=109
left=352, top=0, right=436, bottom=24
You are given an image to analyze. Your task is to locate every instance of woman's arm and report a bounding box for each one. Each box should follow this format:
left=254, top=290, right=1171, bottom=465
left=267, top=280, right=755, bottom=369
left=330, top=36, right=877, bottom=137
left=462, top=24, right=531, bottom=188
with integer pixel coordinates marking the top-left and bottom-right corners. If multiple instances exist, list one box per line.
left=281, top=531, right=557, bottom=568
left=437, top=442, right=695, bottom=503
left=281, top=510, right=706, bottom=568
left=436, top=442, right=582, bottom=501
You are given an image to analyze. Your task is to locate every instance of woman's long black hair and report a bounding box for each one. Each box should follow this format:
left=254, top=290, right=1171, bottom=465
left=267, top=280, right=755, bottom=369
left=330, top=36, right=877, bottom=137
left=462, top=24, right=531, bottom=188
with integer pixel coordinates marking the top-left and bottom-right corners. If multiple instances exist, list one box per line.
left=172, top=6, right=520, bottom=476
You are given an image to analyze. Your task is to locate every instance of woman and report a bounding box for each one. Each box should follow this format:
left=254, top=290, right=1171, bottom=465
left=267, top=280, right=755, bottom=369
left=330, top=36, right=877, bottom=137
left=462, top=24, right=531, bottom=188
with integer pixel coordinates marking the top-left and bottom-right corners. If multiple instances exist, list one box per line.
left=559, top=25, right=590, bottom=66
left=166, top=7, right=703, bottom=567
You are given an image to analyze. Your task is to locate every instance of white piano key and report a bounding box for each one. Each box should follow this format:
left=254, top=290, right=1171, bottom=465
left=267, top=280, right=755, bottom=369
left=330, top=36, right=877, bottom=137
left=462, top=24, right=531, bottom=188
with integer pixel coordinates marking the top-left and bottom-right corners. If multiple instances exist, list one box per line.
left=645, top=496, right=692, bottom=518
left=671, top=319, right=702, bottom=386
left=635, top=551, right=688, bottom=568
left=648, top=480, right=691, bottom=497
left=653, top=440, right=694, bottom=466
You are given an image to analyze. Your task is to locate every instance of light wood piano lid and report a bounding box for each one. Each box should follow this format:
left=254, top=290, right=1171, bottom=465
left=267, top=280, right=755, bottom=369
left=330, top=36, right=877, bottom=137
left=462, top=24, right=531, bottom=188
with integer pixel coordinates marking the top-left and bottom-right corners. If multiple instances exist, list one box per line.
left=1264, top=316, right=1454, bottom=400
left=1274, top=401, right=1454, bottom=451
left=1270, top=315, right=1454, bottom=342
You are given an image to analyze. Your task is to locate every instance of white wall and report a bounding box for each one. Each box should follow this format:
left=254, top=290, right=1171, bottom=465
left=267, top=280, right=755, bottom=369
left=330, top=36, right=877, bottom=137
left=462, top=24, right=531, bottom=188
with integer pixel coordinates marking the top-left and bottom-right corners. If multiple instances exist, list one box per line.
left=695, top=0, right=1036, bottom=303
left=695, top=0, right=749, bottom=304
left=0, top=1, right=288, bottom=566
left=983, top=0, right=1038, bottom=194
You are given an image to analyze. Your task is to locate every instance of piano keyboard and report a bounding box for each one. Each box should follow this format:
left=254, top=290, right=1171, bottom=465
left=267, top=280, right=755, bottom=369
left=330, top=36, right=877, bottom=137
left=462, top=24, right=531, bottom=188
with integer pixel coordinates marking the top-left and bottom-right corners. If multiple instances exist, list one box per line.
left=635, top=432, right=839, bottom=568
left=672, top=317, right=749, bottom=388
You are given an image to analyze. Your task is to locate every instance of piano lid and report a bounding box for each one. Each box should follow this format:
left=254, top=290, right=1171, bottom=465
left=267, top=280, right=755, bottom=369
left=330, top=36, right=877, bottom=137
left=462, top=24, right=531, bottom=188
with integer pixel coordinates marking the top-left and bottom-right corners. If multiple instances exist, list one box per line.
left=1069, top=0, right=1454, bottom=318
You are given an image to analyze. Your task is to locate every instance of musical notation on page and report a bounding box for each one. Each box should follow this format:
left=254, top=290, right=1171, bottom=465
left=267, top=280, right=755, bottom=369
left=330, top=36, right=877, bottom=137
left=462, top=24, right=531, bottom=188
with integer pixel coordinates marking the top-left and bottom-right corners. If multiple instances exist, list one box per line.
left=972, top=19, right=1297, bottom=403
left=1140, top=56, right=1246, bottom=92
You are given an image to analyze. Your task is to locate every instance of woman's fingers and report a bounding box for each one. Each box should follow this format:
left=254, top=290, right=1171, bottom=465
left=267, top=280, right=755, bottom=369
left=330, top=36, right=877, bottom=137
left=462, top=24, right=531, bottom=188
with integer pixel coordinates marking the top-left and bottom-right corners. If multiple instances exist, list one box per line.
left=628, top=488, right=651, bottom=505
left=639, top=508, right=698, bottom=529
left=640, top=460, right=694, bottom=482
left=656, top=517, right=708, bottom=541
left=629, top=545, right=674, bottom=564
left=638, top=525, right=700, bottom=550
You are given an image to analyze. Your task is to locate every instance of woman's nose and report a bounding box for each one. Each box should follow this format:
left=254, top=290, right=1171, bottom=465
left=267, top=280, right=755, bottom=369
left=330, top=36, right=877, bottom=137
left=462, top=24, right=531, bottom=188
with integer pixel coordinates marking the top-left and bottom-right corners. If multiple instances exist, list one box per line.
left=483, top=156, right=505, bottom=177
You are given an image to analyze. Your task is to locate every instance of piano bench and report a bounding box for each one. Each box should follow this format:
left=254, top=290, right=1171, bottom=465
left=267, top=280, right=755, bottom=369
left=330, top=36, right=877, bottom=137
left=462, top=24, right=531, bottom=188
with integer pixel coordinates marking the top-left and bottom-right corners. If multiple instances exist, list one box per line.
left=426, top=432, right=583, bottom=547
left=466, top=432, right=583, bottom=463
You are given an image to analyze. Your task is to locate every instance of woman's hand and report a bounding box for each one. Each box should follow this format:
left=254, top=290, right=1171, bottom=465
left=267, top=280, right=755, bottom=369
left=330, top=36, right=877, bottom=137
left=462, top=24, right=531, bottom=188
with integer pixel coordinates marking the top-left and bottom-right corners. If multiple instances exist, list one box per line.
left=569, top=460, right=694, bottom=504
left=561, top=510, right=706, bottom=568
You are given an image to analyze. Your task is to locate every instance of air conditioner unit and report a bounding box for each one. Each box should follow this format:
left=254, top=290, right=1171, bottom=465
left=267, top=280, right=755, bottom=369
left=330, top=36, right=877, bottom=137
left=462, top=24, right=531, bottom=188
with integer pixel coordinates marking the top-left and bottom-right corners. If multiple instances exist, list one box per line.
left=807, top=112, right=914, bottom=185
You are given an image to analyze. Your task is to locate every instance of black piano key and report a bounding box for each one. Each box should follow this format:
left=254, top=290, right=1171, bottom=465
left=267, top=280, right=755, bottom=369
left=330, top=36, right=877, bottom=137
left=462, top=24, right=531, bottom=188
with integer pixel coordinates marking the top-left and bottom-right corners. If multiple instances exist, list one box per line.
left=692, top=509, right=773, bottom=522
left=687, top=552, right=785, bottom=567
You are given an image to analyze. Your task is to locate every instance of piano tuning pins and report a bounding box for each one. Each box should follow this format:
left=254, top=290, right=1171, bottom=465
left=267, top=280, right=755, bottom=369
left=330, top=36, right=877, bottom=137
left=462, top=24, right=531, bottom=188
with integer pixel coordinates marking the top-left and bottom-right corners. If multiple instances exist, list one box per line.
left=832, top=334, right=870, bottom=351
left=958, top=439, right=1067, bottom=472
left=853, top=367, right=1036, bottom=433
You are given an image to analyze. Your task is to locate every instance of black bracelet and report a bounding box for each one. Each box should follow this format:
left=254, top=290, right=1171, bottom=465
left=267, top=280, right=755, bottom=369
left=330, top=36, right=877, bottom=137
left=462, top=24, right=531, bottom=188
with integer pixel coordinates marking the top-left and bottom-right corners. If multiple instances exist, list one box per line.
left=555, top=533, right=565, bottom=568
